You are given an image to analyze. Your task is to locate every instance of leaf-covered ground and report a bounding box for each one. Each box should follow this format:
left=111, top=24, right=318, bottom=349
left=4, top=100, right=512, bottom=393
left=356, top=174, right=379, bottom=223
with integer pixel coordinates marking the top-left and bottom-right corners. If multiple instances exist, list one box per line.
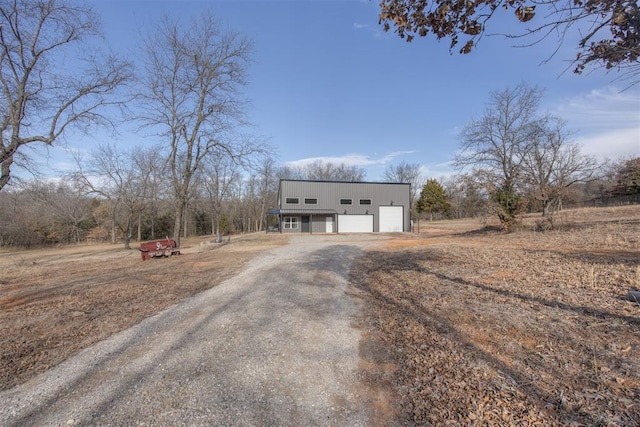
left=354, top=206, right=640, bottom=426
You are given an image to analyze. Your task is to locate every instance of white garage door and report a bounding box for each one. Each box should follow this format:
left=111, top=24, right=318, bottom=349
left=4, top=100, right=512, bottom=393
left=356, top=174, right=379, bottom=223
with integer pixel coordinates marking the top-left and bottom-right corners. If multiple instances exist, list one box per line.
left=379, top=206, right=404, bottom=232
left=337, top=215, right=373, bottom=233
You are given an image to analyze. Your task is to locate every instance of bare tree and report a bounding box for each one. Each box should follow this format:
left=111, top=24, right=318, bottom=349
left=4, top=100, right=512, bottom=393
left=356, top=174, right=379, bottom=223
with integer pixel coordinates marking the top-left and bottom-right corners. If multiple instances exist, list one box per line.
left=254, top=156, right=279, bottom=232
left=130, top=145, right=168, bottom=241
left=74, top=144, right=148, bottom=249
left=34, top=179, right=94, bottom=244
left=293, top=160, right=366, bottom=181
left=454, top=83, right=543, bottom=229
left=384, top=161, right=424, bottom=213
left=454, top=83, right=599, bottom=228
left=139, top=14, right=260, bottom=247
left=12, top=179, right=94, bottom=245
left=277, top=164, right=303, bottom=181
left=442, top=173, right=489, bottom=219
left=521, top=119, right=599, bottom=215
left=0, top=0, right=132, bottom=191
left=201, top=151, right=241, bottom=238
left=243, top=173, right=261, bottom=232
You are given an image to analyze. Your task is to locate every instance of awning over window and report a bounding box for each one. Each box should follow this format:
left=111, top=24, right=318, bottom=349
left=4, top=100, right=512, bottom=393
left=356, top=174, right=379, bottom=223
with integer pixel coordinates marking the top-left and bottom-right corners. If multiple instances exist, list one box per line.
left=267, top=208, right=338, bottom=215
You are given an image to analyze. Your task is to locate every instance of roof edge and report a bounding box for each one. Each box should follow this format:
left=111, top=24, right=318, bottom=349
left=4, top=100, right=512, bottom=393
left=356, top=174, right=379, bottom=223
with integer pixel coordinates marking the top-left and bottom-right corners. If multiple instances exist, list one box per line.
left=279, top=179, right=410, bottom=185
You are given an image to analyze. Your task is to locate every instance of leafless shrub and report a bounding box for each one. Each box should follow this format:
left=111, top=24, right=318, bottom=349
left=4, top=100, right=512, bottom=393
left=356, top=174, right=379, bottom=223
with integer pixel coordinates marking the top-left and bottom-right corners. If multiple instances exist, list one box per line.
left=534, top=215, right=554, bottom=231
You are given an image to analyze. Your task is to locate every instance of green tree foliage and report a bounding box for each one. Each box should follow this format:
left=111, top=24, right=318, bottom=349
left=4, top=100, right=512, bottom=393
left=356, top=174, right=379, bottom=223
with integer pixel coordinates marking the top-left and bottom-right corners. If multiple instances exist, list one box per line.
left=492, top=185, right=524, bottom=228
left=417, top=179, right=451, bottom=220
left=219, top=214, right=231, bottom=235
left=610, top=157, right=640, bottom=196
left=378, top=0, right=640, bottom=80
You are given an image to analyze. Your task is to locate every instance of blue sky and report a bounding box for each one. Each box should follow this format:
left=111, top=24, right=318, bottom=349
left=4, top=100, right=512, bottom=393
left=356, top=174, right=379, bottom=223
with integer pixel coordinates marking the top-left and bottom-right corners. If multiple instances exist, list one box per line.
left=38, top=0, right=640, bottom=181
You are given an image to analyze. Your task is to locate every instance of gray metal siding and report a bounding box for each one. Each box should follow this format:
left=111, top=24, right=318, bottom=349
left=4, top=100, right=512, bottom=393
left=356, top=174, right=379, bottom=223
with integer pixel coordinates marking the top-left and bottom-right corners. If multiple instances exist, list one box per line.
left=279, top=180, right=411, bottom=232
left=277, top=213, right=332, bottom=233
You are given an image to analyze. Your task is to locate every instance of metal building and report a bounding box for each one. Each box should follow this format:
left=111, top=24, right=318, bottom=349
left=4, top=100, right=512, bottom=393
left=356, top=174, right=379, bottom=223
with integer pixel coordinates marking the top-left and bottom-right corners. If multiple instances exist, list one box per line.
left=268, top=179, right=411, bottom=233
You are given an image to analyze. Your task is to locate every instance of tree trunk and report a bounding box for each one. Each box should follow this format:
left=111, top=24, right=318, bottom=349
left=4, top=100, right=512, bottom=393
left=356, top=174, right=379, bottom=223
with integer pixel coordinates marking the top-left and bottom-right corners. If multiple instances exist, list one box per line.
left=258, top=200, right=265, bottom=232
left=183, top=209, right=188, bottom=239
left=137, top=213, right=142, bottom=242
left=124, top=216, right=132, bottom=250
left=111, top=210, right=117, bottom=244
left=173, top=202, right=185, bottom=248
left=150, top=204, right=156, bottom=240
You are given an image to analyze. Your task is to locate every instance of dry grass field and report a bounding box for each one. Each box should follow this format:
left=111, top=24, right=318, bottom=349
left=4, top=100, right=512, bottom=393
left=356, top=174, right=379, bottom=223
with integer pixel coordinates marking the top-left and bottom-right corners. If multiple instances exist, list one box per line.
left=354, top=206, right=640, bottom=426
left=1, top=206, right=638, bottom=426
left=0, top=233, right=287, bottom=391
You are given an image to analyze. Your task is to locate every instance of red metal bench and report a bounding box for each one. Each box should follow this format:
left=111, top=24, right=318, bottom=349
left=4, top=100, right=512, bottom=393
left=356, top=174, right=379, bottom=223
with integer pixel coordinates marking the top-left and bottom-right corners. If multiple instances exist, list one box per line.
left=138, top=238, right=181, bottom=261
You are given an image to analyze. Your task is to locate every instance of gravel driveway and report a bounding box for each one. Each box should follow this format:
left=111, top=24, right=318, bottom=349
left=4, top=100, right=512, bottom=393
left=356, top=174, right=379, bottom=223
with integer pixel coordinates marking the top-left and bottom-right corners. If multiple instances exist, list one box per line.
left=0, top=234, right=390, bottom=426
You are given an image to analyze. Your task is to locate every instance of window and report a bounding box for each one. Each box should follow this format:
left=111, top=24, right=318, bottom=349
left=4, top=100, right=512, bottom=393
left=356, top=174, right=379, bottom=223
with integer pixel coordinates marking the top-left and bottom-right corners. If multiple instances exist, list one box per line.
left=304, top=198, right=318, bottom=205
left=283, top=217, right=299, bottom=229
left=285, top=197, right=299, bottom=204
left=339, top=198, right=352, bottom=205
left=359, top=199, right=372, bottom=205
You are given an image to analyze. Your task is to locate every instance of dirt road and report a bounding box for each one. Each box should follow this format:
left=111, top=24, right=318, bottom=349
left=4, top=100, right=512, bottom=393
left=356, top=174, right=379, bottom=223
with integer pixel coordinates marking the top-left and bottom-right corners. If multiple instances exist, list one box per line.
left=0, top=234, right=389, bottom=426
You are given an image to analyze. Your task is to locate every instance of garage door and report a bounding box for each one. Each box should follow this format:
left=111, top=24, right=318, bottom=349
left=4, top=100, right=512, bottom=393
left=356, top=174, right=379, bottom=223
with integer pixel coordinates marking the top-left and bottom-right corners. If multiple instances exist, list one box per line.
left=379, top=206, right=403, bottom=232
left=337, top=214, right=373, bottom=233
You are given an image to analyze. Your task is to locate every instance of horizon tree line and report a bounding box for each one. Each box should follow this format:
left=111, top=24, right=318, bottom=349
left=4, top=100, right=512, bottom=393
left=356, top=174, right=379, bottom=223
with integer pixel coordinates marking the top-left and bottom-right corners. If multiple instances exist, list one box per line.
left=1, top=152, right=636, bottom=247
left=1, top=1, right=637, bottom=247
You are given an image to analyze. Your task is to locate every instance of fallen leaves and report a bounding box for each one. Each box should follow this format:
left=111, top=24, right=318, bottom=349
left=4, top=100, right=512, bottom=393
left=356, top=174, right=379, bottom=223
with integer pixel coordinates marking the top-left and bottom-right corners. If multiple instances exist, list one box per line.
left=354, top=206, right=640, bottom=426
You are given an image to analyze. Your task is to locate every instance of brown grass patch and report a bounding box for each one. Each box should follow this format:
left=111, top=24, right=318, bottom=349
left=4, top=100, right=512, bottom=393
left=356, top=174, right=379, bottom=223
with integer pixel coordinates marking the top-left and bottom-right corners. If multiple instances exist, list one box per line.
left=0, top=233, right=286, bottom=391
left=354, top=205, right=640, bottom=426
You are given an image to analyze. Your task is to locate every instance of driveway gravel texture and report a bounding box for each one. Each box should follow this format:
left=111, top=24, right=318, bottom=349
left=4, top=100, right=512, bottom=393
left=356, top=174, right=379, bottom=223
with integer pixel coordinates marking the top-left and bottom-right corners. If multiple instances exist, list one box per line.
left=0, top=234, right=391, bottom=427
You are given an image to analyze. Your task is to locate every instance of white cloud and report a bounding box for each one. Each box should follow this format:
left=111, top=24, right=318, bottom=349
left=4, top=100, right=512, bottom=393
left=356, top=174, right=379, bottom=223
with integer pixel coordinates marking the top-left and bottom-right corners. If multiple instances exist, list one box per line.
left=285, top=151, right=424, bottom=181
left=51, top=160, right=78, bottom=173
left=418, top=161, right=456, bottom=181
left=353, top=22, right=369, bottom=30
left=575, top=127, right=640, bottom=159
left=551, top=86, right=640, bottom=160
left=23, top=144, right=85, bottom=177
left=285, top=151, right=417, bottom=168
left=284, top=152, right=464, bottom=183
left=554, top=87, right=639, bottom=130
